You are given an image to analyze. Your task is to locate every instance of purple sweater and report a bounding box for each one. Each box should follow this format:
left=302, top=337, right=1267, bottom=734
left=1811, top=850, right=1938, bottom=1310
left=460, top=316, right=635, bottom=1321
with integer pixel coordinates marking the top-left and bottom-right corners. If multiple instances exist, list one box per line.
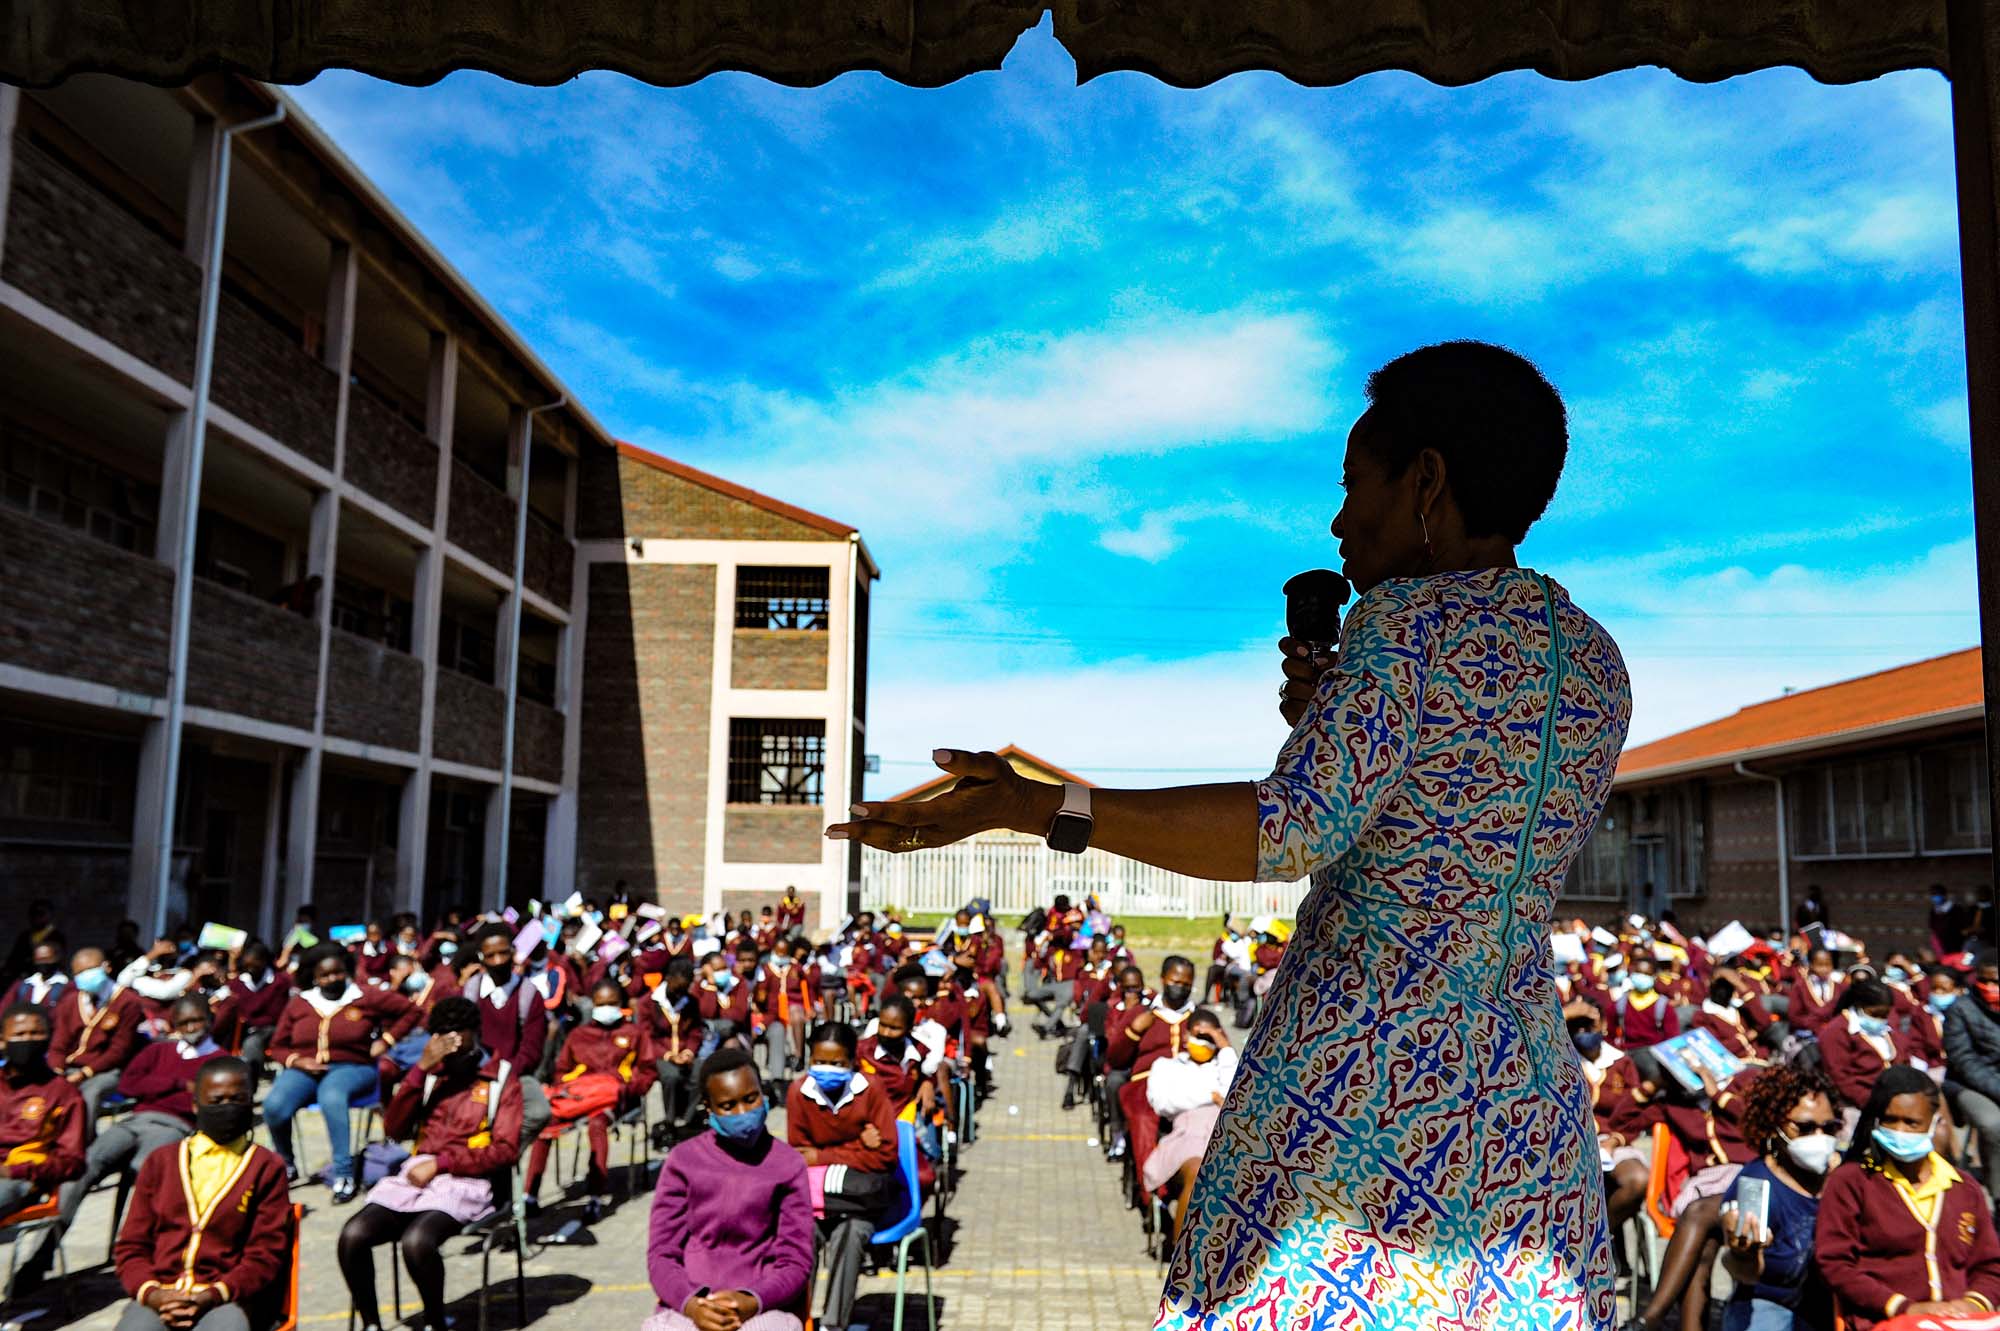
left=647, top=1130, right=814, bottom=1316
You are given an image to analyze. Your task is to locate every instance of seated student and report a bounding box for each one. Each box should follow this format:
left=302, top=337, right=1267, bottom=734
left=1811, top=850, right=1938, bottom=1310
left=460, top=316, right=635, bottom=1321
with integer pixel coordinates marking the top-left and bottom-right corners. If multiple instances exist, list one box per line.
left=933, top=940, right=1007, bottom=1097
left=776, top=888, right=807, bottom=939
left=1816, top=1065, right=2000, bottom=1325
left=458, top=923, right=554, bottom=1151
left=263, top=943, right=419, bottom=1203
left=1819, top=978, right=1917, bottom=1117
left=1944, top=959, right=2000, bottom=1201
left=50, top=946, right=146, bottom=1130
left=786, top=1022, right=899, bottom=1331
left=111, top=1056, right=292, bottom=1331
left=1691, top=975, right=1768, bottom=1066
left=375, top=953, right=454, bottom=1084
left=526, top=979, right=656, bottom=1216
left=1617, top=955, right=1680, bottom=1050
left=1882, top=954, right=1927, bottom=1024
left=1099, top=964, right=1152, bottom=1161
left=4, top=941, right=68, bottom=1012
left=1908, top=965, right=1960, bottom=1072
left=1141, top=1009, right=1238, bottom=1237
left=18, top=995, right=226, bottom=1287
left=1787, top=949, right=1845, bottom=1036
left=1575, top=1017, right=1651, bottom=1232
left=1714, top=1065, right=1840, bottom=1331
left=1106, top=955, right=1199, bottom=1179
left=351, top=922, right=394, bottom=986
left=645, top=959, right=706, bottom=1133
left=752, top=937, right=815, bottom=1097
left=338, top=998, right=525, bottom=1331
left=858, top=994, right=942, bottom=1128
left=0, top=1002, right=85, bottom=1219
left=696, top=946, right=756, bottom=1062
left=209, top=941, right=291, bottom=1080
left=645, top=1047, right=813, bottom=1331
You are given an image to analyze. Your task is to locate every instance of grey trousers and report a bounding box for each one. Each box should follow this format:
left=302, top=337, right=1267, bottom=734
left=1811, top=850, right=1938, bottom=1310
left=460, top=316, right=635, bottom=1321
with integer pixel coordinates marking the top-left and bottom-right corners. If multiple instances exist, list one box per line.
left=1953, top=1084, right=2000, bottom=1198
left=757, top=1023, right=793, bottom=1087
left=239, top=1027, right=274, bottom=1085
left=116, top=1301, right=251, bottom=1331
left=817, top=1213, right=876, bottom=1329
left=656, top=1057, right=697, bottom=1127
left=33, top=1111, right=191, bottom=1263
left=0, top=1176, right=36, bottom=1217
left=77, top=1069, right=122, bottom=1140
left=518, top=1076, right=551, bottom=1151
left=1021, top=970, right=1064, bottom=1022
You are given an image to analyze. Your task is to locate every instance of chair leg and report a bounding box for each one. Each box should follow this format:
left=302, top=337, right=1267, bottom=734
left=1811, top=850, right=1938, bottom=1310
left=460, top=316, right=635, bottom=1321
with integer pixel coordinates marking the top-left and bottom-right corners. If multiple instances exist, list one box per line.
left=513, top=1221, right=527, bottom=1328
left=479, top=1238, right=491, bottom=1331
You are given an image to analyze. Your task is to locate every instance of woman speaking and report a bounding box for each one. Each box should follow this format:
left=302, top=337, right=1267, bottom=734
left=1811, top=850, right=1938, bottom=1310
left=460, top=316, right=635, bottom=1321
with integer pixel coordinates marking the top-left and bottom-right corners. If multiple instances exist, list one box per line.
left=828, top=340, right=1630, bottom=1328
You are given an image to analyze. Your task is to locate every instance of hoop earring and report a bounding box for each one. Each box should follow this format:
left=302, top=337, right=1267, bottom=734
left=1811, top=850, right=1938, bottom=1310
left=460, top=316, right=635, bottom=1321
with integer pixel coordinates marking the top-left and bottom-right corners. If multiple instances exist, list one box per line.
left=1419, top=512, right=1435, bottom=571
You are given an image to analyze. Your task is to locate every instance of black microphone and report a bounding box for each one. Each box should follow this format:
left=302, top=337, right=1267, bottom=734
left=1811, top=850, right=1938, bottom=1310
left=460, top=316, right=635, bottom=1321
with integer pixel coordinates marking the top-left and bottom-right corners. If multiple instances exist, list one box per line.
left=1283, top=569, right=1351, bottom=662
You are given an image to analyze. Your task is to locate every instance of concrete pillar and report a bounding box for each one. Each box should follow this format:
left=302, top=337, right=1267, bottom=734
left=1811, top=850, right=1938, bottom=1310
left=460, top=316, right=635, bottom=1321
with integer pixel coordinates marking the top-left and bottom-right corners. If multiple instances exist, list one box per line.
left=259, top=758, right=285, bottom=941
left=282, top=748, right=321, bottom=924
left=483, top=408, right=529, bottom=910
left=397, top=330, right=457, bottom=914
left=483, top=784, right=508, bottom=910
left=0, top=87, right=21, bottom=267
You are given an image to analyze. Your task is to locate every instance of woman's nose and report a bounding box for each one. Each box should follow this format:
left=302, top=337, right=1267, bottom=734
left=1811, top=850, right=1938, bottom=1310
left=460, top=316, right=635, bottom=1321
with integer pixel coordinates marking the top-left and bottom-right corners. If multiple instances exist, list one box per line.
left=1329, top=508, right=1346, bottom=539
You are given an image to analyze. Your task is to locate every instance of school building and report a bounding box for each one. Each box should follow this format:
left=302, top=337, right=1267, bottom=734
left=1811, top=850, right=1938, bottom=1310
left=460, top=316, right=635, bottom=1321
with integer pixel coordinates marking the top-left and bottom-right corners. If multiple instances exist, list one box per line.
left=1562, top=647, right=1989, bottom=954
left=0, top=75, right=873, bottom=942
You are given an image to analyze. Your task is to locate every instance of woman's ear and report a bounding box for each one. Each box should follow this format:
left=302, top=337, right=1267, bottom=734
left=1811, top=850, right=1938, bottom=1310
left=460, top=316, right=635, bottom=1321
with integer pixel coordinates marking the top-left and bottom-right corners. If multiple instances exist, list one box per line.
left=1415, top=447, right=1451, bottom=516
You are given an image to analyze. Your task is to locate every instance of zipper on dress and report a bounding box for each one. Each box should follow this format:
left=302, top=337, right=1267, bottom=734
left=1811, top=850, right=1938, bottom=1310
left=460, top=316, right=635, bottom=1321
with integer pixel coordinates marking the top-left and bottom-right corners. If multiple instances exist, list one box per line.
left=1495, top=573, right=1566, bottom=980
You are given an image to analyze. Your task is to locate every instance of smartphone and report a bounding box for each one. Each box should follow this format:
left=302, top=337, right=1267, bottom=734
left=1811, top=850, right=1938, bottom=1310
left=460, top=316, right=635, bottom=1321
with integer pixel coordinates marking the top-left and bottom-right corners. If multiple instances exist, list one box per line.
left=1733, top=1175, right=1771, bottom=1243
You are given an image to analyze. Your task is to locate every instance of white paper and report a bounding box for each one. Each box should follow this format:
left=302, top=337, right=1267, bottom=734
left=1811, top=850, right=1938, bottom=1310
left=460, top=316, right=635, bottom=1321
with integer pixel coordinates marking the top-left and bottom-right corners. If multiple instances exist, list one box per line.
left=1550, top=933, right=1587, bottom=966
left=1591, top=927, right=1620, bottom=948
left=1704, top=921, right=1756, bottom=959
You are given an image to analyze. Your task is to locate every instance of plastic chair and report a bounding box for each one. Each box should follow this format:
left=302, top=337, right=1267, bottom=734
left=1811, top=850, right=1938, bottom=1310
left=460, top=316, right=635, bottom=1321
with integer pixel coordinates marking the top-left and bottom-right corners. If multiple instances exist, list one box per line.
left=346, top=1168, right=528, bottom=1331
left=1, top=1196, right=67, bottom=1313
left=864, top=1119, right=935, bottom=1331
left=270, top=1203, right=304, bottom=1331
left=1640, top=1122, right=1687, bottom=1291
left=296, top=1079, right=383, bottom=1183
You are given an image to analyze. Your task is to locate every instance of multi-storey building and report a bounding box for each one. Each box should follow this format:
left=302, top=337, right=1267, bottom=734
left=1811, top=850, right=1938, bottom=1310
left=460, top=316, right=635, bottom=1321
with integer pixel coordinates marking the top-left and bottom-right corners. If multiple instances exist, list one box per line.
left=0, top=75, right=872, bottom=942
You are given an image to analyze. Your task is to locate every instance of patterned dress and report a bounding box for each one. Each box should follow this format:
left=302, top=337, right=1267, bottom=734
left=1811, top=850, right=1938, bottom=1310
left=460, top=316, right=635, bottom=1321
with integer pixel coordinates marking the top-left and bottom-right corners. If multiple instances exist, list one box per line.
left=1155, top=567, right=1630, bottom=1331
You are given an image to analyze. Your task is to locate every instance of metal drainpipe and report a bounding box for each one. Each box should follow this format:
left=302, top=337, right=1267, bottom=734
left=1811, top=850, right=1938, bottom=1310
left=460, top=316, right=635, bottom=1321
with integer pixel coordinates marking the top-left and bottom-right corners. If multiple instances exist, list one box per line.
left=152, top=103, right=286, bottom=939
left=1734, top=761, right=1790, bottom=936
left=493, top=396, right=565, bottom=907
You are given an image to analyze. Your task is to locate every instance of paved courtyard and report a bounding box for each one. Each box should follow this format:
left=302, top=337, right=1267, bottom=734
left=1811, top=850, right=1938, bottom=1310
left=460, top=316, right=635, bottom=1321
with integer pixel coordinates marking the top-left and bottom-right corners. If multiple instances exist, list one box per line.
left=15, top=1035, right=1165, bottom=1331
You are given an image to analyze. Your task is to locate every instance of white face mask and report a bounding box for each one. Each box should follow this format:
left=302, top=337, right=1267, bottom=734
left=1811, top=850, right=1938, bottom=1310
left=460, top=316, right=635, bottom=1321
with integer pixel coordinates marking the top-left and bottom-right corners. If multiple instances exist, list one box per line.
left=1785, top=1131, right=1839, bottom=1175
left=590, top=1004, right=624, bottom=1027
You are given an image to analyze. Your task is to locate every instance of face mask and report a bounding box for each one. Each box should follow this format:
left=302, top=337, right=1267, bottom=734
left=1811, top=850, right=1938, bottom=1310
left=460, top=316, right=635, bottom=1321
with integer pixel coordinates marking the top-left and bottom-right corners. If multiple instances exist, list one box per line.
left=484, top=962, right=512, bottom=984
left=591, top=1004, right=624, bottom=1026
left=400, top=973, right=427, bottom=995
left=809, top=1064, right=854, bottom=1098
left=1162, top=983, right=1193, bottom=1010
left=438, top=942, right=459, bottom=961
left=1856, top=1014, right=1891, bottom=1038
left=73, top=967, right=111, bottom=997
left=1187, top=1039, right=1217, bottom=1065
left=319, top=980, right=348, bottom=1000
left=1886, top=966, right=1909, bottom=984
left=1931, top=993, right=1960, bottom=1014
left=1627, top=973, right=1656, bottom=993
left=1980, top=981, right=2000, bottom=1008
left=710, top=1103, right=768, bottom=1142
left=196, top=1101, right=254, bottom=1144
left=771, top=956, right=792, bottom=971
left=877, top=1035, right=908, bottom=1059
left=30, top=962, right=57, bottom=978
left=2, top=1039, right=48, bottom=1069
left=1785, top=1131, right=1839, bottom=1175
left=1873, top=1122, right=1936, bottom=1163
left=716, top=971, right=738, bottom=993
left=1572, top=1031, right=1605, bottom=1060
left=396, top=941, right=418, bottom=956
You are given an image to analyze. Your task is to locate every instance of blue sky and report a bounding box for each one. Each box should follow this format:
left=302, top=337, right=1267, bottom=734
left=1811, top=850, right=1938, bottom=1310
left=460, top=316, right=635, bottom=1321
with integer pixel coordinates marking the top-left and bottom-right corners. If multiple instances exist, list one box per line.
left=294, top=19, right=1976, bottom=797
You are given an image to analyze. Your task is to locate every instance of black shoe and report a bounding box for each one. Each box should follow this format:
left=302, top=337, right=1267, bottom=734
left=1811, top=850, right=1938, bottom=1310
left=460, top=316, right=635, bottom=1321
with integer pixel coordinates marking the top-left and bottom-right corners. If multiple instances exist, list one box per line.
left=584, top=1196, right=604, bottom=1223
left=1061, top=1087, right=1077, bottom=1111
left=331, top=1177, right=359, bottom=1205
left=283, top=1160, right=300, bottom=1184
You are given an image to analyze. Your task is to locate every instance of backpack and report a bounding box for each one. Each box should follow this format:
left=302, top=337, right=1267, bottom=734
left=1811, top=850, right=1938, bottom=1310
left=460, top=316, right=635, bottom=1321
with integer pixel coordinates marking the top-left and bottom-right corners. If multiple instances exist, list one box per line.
left=1019, top=907, right=1048, bottom=937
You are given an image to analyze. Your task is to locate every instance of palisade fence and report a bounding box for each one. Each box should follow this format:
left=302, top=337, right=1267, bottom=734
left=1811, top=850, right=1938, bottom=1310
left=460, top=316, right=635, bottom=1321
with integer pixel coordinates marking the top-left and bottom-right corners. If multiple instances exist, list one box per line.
left=861, top=836, right=1310, bottom=920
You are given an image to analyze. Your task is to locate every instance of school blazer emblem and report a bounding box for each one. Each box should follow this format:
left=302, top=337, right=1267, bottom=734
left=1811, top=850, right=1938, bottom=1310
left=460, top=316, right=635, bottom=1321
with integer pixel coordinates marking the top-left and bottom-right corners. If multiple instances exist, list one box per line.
left=17, top=1096, right=44, bottom=1121
left=1962, top=1209, right=1980, bottom=1245
left=345, top=1008, right=367, bottom=1022
left=237, top=1189, right=253, bottom=1213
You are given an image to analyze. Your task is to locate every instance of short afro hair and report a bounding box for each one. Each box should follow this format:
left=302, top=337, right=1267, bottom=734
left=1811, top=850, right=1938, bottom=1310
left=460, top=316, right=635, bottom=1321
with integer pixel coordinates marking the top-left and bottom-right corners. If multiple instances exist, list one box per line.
left=1359, top=341, right=1568, bottom=545
left=698, top=1045, right=757, bottom=1101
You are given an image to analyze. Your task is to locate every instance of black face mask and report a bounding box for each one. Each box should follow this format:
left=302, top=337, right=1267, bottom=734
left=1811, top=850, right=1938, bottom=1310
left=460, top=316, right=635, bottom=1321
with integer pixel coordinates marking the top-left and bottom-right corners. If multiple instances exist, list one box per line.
left=1572, top=1031, right=1605, bottom=1060
left=196, top=1101, right=254, bottom=1143
left=3, top=1039, right=49, bottom=1069
left=878, top=1035, right=908, bottom=1059
left=445, top=1043, right=486, bottom=1077
left=484, top=962, right=513, bottom=984
left=318, top=980, right=347, bottom=1000
left=1162, top=983, right=1193, bottom=1009
left=30, top=963, right=57, bottom=978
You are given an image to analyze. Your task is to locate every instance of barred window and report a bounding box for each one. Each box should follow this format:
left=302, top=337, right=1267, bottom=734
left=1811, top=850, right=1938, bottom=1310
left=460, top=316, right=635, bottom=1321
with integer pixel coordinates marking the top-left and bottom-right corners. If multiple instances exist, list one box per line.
left=735, top=567, right=830, bottom=631
left=0, top=720, right=133, bottom=830
left=728, top=719, right=826, bottom=804
left=1, top=416, right=157, bottom=554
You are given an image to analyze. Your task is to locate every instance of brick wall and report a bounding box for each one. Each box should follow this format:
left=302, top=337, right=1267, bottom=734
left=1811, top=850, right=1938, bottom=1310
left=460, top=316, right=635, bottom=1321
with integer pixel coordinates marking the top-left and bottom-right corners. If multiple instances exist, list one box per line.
left=0, top=505, right=171, bottom=696
left=514, top=696, right=563, bottom=783
left=188, top=579, right=319, bottom=730
left=0, top=845, right=133, bottom=951
left=325, top=628, right=422, bottom=752
left=524, top=513, right=573, bottom=606
left=577, top=562, right=714, bottom=903
left=434, top=667, right=505, bottom=770
left=575, top=450, right=844, bottom=542
left=344, top=384, right=439, bottom=525
left=211, top=290, right=336, bottom=467
left=1, top=136, right=198, bottom=383
left=731, top=630, right=828, bottom=690
left=448, top=461, right=514, bottom=572
left=723, top=805, right=825, bottom=864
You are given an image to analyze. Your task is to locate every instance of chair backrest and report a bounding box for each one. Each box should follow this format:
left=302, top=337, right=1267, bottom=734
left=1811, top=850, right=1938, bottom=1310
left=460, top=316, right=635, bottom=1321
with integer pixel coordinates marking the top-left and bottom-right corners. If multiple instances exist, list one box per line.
left=269, top=1202, right=304, bottom=1331
left=1643, top=1121, right=1685, bottom=1240
left=870, top=1118, right=924, bottom=1246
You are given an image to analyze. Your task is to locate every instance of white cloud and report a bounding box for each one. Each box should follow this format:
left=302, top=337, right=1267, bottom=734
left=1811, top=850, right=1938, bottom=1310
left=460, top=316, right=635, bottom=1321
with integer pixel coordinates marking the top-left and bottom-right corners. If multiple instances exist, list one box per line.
left=867, top=194, right=1100, bottom=291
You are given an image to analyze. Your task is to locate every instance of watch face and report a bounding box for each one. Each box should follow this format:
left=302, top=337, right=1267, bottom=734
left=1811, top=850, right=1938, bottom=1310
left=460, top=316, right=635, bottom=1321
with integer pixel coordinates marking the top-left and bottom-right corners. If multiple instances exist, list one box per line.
left=1048, top=812, right=1092, bottom=855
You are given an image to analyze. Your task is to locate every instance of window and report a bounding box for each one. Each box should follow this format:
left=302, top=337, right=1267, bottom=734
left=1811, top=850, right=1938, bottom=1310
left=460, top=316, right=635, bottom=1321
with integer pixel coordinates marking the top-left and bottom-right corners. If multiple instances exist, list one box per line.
left=0, top=721, right=133, bottom=830
left=728, top=719, right=826, bottom=804
left=1566, top=798, right=1627, bottom=901
left=1790, top=755, right=1917, bottom=858
left=1, top=416, right=157, bottom=554
left=439, top=611, right=495, bottom=684
left=519, top=656, right=558, bottom=706
left=735, top=567, right=830, bottom=631
left=1921, top=742, right=1991, bottom=852
left=332, top=576, right=413, bottom=652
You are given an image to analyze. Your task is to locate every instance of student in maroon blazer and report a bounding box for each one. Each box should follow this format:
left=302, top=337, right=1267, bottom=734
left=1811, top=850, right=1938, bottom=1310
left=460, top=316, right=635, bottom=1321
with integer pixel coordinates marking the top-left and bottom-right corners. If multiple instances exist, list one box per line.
left=1819, top=978, right=1918, bottom=1113
left=1615, top=956, right=1681, bottom=1049
left=0, top=1002, right=86, bottom=1220
left=524, top=979, right=655, bottom=1210
left=785, top=1022, right=899, bottom=1331
left=49, top=946, right=146, bottom=1129
left=262, top=944, right=418, bottom=1203
left=113, top=1056, right=292, bottom=1331
left=209, top=940, right=292, bottom=1077
left=3, top=941, right=68, bottom=1012
left=1786, top=948, right=1845, bottom=1035
left=694, top=947, right=755, bottom=1061
left=1688, top=977, right=1767, bottom=1066
left=1817, top=1066, right=2000, bottom=1325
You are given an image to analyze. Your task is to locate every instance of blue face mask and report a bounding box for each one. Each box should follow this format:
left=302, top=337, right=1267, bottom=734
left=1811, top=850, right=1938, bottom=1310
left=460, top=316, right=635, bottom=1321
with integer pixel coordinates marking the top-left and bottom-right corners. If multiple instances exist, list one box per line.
left=1885, top=966, right=1910, bottom=984
left=73, top=967, right=111, bottom=997
left=1931, top=993, right=1961, bottom=1014
left=1873, top=1123, right=1936, bottom=1163
left=709, top=1103, right=768, bottom=1143
left=809, top=1064, right=854, bottom=1099
left=1857, top=1014, right=1892, bottom=1038
left=1628, top=973, right=1656, bottom=993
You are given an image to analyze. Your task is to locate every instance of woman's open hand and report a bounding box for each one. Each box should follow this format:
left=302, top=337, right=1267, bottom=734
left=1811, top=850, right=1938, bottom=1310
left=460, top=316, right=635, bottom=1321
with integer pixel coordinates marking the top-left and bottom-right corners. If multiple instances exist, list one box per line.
left=826, top=750, right=1059, bottom=852
left=1277, top=636, right=1337, bottom=727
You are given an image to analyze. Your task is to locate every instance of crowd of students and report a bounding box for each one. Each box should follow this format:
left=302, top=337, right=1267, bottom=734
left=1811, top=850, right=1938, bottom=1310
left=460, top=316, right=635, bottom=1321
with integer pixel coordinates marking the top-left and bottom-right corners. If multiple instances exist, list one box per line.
left=0, top=886, right=1014, bottom=1331
left=1566, top=904, right=2000, bottom=1330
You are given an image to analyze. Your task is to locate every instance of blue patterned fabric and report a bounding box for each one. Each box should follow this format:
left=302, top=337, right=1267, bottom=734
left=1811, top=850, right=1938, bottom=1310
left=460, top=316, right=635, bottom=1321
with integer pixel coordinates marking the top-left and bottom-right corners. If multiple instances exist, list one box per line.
left=1155, top=567, right=1631, bottom=1330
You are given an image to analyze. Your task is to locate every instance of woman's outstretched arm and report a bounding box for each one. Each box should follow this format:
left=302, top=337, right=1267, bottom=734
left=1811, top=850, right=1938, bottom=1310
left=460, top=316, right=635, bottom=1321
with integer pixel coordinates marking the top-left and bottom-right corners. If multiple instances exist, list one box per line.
left=825, top=749, right=1260, bottom=883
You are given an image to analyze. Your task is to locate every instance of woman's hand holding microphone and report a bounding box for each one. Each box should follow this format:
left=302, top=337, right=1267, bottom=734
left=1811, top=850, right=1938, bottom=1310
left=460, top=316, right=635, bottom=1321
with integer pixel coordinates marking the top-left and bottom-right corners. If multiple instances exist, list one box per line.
left=1277, top=636, right=1340, bottom=728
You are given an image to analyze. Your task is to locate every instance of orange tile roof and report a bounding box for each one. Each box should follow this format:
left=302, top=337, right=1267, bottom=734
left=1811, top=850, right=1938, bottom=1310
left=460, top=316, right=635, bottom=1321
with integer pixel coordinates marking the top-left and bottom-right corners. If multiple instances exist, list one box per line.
left=1616, top=647, right=1984, bottom=783
left=885, top=744, right=1096, bottom=803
